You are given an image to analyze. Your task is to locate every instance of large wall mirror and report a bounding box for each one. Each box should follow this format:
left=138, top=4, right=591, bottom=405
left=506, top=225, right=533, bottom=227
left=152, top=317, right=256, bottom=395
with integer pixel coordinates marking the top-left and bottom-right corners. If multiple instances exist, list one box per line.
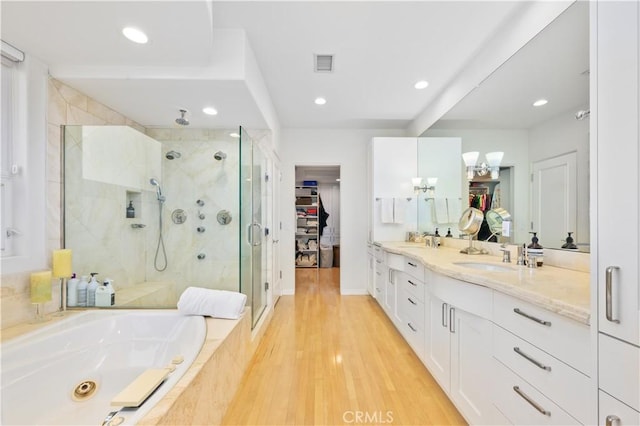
left=423, top=1, right=589, bottom=251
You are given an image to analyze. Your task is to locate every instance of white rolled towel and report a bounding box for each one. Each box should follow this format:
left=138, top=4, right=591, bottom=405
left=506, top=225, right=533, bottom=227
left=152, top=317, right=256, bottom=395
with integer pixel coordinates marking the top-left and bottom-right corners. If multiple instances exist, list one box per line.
left=177, top=287, right=247, bottom=320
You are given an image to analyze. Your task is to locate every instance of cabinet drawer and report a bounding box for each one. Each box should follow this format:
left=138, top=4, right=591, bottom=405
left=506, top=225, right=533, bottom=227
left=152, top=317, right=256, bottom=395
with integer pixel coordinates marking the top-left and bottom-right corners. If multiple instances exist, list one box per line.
left=493, top=292, right=590, bottom=374
left=599, top=390, right=640, bottom=426
left=386, top=252, right=405, bottom=270
left=374, top=245, right=384, bottom=261
left=400, top=272, right=425, bottom=302
left=398, top=287, right=425, bottom=329
left=493, top=325, right=590, bottom=424
left=404, top=257, right=424, bottom=281
left=493, top=358, right=580, bottom=425
left=599, top=333, right=640, bottom=411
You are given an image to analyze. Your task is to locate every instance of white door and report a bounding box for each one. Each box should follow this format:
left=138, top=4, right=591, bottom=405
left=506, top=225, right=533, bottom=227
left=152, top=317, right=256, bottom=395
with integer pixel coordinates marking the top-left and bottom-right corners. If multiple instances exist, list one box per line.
left=424, top=292, right=451, bottom=392
left=532, top=152, right=577, bottom=245
left=450, top=308, right=497, bottom=425
left=272, top=162, right=282, bottom=303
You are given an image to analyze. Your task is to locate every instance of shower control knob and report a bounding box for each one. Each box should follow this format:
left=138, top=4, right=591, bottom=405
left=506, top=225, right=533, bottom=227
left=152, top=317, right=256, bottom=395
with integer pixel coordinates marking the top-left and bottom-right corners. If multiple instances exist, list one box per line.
left=197, top=253, right=206, bottom=260
left=197, top=226, right=205, bottom=233
left=196, top=199, right=205, bottom=207
left=198, top=212, right=205, bottom=220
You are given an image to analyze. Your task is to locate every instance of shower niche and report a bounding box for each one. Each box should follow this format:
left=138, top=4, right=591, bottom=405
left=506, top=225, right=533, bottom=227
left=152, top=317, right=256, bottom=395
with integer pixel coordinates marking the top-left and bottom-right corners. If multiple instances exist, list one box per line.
left=125, top=191, right=142, bottom=220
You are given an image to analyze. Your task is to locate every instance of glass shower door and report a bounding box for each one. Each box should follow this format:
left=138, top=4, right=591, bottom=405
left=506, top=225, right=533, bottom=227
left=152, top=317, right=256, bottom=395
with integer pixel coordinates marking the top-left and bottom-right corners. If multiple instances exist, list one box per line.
left=239, top=127, right=266, bottom=328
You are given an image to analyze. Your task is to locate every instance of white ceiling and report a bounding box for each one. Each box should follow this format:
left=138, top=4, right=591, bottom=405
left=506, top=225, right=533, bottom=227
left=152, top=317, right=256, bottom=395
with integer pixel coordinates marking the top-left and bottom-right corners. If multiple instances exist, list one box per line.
left=2, top=1, right=579, bottom=132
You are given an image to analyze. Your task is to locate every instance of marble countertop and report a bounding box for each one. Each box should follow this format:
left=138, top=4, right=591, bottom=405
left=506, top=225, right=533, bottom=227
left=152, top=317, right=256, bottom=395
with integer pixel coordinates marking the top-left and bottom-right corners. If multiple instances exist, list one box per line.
left=376, top=241, right=591, bottom=325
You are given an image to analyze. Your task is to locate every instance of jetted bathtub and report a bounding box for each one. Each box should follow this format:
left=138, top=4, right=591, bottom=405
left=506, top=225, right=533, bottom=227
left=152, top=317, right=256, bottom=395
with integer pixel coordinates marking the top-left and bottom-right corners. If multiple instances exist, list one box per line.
left=0, top=310, right=206, bottom=425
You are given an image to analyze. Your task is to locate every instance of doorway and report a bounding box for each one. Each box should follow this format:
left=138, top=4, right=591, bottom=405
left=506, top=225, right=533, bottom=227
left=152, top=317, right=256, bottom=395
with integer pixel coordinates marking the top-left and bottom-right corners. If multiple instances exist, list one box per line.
left=294, top=166, right=341, bottom=288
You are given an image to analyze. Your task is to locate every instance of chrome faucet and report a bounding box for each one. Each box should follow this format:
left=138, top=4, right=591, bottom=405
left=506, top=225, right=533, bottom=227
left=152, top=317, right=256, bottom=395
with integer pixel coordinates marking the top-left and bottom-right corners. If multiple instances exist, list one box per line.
left=499, top=244, right=511, bottom=263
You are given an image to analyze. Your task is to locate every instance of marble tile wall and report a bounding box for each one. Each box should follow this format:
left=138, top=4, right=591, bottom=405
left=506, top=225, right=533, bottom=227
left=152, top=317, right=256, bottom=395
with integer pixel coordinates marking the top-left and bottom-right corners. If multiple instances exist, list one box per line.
left=0, top=79, right=146, bottom=329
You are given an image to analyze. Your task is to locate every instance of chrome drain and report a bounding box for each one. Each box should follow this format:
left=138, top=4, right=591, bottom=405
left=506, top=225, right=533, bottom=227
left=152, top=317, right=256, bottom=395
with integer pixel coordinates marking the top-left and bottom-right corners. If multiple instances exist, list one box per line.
left=72, top=380, right=98, bottom=401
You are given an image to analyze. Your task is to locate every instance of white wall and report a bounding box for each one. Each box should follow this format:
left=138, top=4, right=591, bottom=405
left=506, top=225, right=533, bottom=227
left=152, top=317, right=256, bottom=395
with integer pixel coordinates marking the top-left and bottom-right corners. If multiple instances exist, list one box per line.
left=280, top=128, right=405, bottom=295
left=423, top=128, right=530, bottom=243
left=529, top=105, right=590, bottom=246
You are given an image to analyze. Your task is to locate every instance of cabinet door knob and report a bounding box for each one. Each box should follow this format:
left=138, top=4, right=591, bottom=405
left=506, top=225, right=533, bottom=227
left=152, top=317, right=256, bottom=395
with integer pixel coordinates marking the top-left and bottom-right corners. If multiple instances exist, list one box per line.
left=606, top=415, right=620, bottom=426
left=605, top=266, right=620, bottom=323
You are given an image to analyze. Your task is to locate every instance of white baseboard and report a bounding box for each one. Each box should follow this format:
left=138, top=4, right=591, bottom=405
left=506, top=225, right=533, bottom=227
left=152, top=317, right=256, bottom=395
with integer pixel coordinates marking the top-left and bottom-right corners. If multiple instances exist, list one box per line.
left=340, top=288, right=368, bottom=295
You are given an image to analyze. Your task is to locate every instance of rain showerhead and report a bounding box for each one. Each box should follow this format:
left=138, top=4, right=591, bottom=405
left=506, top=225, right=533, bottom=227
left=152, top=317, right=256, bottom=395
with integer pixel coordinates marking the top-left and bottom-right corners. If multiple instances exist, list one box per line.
left=214, top=151, right=227, bottom=161
left=149, top=178, right=165, bottom=202
left=165, top=150, right=181, bottom=160
left=175, top=109, right=189, bottom=126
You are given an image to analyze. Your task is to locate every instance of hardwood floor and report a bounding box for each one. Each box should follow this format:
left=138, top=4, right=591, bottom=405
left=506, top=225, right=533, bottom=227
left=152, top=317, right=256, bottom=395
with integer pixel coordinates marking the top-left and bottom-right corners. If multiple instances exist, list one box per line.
left=222, top=268, right=466, bottom=425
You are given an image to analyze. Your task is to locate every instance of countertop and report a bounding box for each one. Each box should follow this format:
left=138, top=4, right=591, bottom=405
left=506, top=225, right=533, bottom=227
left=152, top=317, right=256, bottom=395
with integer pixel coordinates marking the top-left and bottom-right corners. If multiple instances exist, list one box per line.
left=375, top=241, right=591, bottom=325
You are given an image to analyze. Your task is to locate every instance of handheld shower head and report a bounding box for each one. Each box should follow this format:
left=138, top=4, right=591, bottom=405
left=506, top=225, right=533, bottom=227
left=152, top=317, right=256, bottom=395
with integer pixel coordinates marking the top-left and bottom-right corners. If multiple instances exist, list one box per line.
left=165, top=150, right=181, bottom=160
left=175, top=109, right=189, bottom=126
left=214, top=151, right=227, bottom=161
left=149, top=178, right=165, bottom=202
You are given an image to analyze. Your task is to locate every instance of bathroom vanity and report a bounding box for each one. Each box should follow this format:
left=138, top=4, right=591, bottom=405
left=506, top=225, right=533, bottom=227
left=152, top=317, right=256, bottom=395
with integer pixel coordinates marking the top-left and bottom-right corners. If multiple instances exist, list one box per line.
left=371, top=242, right=590, bottom=425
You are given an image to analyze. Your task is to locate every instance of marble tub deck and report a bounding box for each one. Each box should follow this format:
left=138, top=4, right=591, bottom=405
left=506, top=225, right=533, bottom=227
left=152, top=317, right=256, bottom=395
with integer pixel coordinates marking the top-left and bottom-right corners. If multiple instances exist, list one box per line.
left=377, top=241, right=590, bottom=325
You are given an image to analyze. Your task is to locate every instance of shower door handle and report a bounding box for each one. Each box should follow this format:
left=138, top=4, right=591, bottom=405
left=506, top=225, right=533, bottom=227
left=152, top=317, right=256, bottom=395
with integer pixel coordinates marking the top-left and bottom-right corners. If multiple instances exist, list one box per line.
left=252, top=222, right=263, bottom=246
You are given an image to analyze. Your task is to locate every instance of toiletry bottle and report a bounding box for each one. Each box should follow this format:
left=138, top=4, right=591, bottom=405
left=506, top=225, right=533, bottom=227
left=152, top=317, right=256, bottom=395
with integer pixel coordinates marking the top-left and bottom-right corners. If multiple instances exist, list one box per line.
left=561, top=232, right=578, bottom=249
left=87, top=273, right=99, bottom=307
left=527, top=232, right=544, bottom=267
left=104, top=279, right=115, bottom=306
left=95, top=279, right=115, bottom=307
left=67, top=273, right=79, bottom=307
left=434, top=228, right=441, bottom=247
left=77, top=275, right=88, bottom=307
left=126, top=201, right=135, bottom=218
left=445, top=228, right=453, bottom=238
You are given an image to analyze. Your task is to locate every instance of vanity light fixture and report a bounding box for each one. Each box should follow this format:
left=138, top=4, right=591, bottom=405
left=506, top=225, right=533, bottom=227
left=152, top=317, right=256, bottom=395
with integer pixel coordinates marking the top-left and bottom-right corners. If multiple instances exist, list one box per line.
left=412, top=177, right=437, bottom=195
left=202, top=107, right=218, bottom=116
left=414, top=80, right=429, bottom=89
left=314, top=97, right=327, bottom=105
left=533, top=99, right=548, bottom=107
left=462, top=151, right=504, bottom=180
left=122, top=27, right=148, bottom=44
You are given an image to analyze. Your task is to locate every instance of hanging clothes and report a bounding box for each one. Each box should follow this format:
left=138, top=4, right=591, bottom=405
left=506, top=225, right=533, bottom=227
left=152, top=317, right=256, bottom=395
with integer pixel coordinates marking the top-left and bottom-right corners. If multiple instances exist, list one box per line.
left=318, top=196, right=330, bottom=236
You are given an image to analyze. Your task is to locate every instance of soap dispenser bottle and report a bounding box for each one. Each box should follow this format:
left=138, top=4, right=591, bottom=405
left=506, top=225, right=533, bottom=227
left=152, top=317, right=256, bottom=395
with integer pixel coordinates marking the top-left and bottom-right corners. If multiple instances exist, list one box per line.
left=434, top=228, right=441, bottom=247
left=561, top=232, right=578, bottom=249
left=527, top=232, right=544, bottom=267
left=87, top=273, right=99, bottom=307
left=445, top=228, right=453, bottom=238
left=67, top=273, right=79, bottom=307
left=126, top=201, right=135, bottom=218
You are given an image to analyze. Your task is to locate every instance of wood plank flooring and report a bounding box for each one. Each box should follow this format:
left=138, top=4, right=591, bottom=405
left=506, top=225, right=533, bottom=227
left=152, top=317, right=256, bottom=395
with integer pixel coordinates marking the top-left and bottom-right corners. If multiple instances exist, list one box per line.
left=222, top=268, right=466, bottom=425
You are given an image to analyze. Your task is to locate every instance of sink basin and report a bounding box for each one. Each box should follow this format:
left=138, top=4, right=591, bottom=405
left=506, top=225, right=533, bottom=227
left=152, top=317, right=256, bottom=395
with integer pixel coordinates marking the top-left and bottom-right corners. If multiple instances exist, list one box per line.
left=453, top=262, right=513, bottom=272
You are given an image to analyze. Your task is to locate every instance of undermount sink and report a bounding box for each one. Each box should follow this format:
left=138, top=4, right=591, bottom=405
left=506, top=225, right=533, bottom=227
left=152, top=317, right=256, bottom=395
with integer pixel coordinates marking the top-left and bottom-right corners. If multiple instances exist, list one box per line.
left=453, top=262, right=513, bottom=272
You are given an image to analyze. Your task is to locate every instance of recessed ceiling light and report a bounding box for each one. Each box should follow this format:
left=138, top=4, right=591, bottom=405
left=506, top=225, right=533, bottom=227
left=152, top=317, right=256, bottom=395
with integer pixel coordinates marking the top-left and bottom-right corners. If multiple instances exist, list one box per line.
left=414, top=80, right=429, bottom=89
left=122, top=27, right=148, bottom=44
left=533, top=99, right=548, bottom=107
left=314, top=97, right=327, bottom=105
left=202, top=107, right=218, bottom=116
left=229, top=132, right=240, bottom=138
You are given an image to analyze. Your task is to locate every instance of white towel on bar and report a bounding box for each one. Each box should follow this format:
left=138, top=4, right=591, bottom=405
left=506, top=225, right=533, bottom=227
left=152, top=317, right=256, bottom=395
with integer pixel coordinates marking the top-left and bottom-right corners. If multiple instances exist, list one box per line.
left=434, top=198, right=449, bottom=224
left=447, top=198, right=462, bottom=224
left=177, top=287, right=247, bottom=320
left=393, top=198, right=406, bottom=224
left=380, top=198, right=394, bottom=223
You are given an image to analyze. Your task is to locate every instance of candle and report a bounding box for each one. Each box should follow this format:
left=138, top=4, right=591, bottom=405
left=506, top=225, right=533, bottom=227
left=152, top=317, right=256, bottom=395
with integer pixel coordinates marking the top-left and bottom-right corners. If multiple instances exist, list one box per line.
left=52, top=249, right=72, bottom=278
left=30, top=271, right=52, bottom=303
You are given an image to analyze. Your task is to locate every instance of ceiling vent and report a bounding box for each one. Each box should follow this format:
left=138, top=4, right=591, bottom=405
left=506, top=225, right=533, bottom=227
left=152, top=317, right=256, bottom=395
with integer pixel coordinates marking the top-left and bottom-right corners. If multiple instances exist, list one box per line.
left=314, top=54, right=334, bottom=73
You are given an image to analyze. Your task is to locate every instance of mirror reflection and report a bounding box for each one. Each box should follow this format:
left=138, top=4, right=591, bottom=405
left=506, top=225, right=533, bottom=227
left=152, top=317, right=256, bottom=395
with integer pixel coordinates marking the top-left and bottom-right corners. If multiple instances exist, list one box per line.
left=422, top=2, right=589, bottom=251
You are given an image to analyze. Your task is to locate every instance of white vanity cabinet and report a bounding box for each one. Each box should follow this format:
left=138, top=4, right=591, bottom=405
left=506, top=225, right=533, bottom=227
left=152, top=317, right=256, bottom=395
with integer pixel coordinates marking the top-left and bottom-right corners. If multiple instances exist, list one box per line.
left=593, top=0, right=640, bottom=421
left=367, top=244, right=375, bottom=296
left=492, top=292, right=590, bottom=424
left=424, top=271, right=497, bottom=425
left=396, top=257, right=426, bottom=358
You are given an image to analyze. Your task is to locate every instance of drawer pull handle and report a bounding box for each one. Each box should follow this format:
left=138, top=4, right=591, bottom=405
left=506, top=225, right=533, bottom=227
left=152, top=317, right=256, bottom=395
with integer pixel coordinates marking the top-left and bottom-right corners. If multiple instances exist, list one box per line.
left=449, top=307, right=455, bottom=333
left=442, top=303, right=448, bottom=328
left=513, top=347, right=551, bottom=371
left=513, top=308, right=551, bottom=326
left=376, top=259, right=382, bottom=264
left=606, top=415, right=620, bottom=426
left=408, top=279, right=417, bottom=287
left=407, top=322, right=417, bottom=332
left=376, top=272, right=382, bottom=276
left=408, top=297, right=417, bottom=306
left=605, top=266, right=620, bottom=323
left=513, top=386, right=550, bottom=416
left=407, top=262, right=417, bottom=267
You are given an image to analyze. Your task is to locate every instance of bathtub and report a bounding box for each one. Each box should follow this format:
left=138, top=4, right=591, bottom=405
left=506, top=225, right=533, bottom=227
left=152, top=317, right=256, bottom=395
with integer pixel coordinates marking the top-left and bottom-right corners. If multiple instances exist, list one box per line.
left=1, top=310, right=206, bottom=425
